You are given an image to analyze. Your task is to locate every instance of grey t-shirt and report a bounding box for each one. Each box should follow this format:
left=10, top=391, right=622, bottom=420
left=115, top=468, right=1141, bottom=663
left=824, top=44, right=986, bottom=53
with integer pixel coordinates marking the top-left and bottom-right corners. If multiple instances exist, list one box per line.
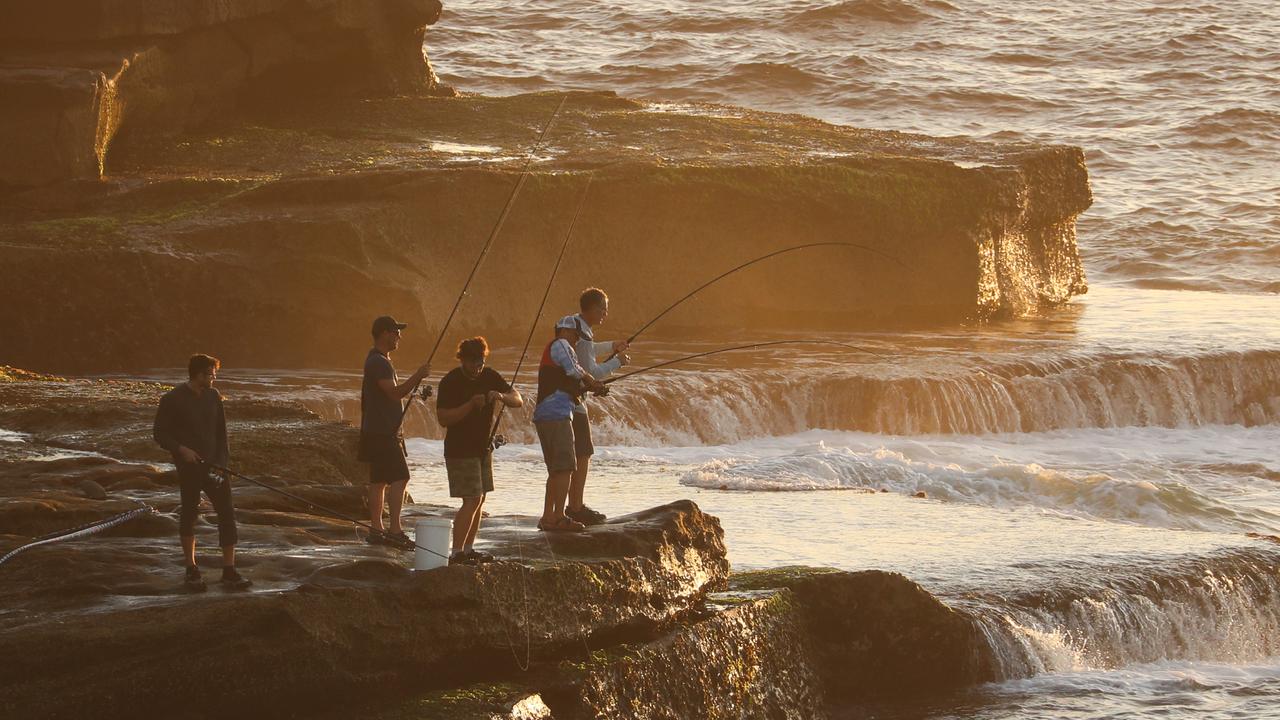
left=361, top=348, right=403, bottom=436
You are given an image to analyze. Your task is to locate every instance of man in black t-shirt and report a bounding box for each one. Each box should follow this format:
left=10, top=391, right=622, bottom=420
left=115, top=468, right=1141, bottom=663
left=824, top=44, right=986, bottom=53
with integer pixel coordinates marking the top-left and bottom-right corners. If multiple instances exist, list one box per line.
left=436, top=336, right=522, bottom=565
left=360, top=315, right=431, bottom=549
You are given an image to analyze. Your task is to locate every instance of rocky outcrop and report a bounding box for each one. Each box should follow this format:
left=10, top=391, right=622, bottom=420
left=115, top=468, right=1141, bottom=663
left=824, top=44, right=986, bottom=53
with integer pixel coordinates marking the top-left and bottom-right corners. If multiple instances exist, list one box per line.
left=732, top=567, right=999, bottom=699
left=0, top=92, right=1091, bottom=372
left=0, top=0, right=451, bottom=187
left=543, top=593, right=826, bottom=720
left=0, top=368, right=729, bottom=717
left=0, top=505, right=729, bottom=720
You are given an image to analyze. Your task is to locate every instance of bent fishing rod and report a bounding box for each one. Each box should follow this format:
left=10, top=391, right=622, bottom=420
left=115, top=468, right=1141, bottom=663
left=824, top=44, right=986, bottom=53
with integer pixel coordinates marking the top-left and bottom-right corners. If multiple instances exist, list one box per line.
left=603, top=241, right=905, bottom=364
left=204, top=461, right=450, bottom=559
left=603, top=339, right=886, bottom=385
left=397, top=93, right=570, bottom=428
left=487, top=174, right=595, bottom=452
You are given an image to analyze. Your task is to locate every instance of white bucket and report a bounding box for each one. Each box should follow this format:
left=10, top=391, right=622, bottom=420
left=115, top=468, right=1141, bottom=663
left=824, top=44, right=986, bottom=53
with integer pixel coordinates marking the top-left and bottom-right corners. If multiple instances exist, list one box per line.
left=413, top=517, right=453, bottom=570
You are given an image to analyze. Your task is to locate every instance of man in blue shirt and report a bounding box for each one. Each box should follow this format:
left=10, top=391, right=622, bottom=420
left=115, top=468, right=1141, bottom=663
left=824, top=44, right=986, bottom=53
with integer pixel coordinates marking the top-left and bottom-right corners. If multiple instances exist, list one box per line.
left=532, top=316, right=607, bottom=531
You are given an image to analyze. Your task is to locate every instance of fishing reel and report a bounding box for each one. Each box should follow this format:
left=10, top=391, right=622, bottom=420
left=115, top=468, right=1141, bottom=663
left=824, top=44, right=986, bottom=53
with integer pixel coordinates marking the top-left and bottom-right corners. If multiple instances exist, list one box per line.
left=490, top=434, right=508, bottom=452
left=418, top=384, right=433, bottom=400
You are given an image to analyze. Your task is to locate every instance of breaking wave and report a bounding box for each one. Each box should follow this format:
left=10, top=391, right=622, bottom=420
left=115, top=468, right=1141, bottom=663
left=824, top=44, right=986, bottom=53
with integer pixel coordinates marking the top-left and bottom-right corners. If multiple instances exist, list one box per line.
left=677, top=443, right=1279, bottom=532
left=965, top=549, right=1280, bottom=679
left=303, top=349, right=1280, bottom=445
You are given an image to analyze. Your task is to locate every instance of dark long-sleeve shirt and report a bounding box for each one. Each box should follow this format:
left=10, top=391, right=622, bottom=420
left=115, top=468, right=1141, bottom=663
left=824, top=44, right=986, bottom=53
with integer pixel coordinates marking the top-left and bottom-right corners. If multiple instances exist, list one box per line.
left=153, top=384, right=229, bottom=468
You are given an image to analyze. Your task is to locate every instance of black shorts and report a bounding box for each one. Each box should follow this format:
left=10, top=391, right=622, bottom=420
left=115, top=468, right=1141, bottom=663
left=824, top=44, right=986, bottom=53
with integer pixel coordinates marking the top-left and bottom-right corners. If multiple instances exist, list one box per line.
left=363, top=434, right=410, bottom=485
left=572, top=412, right=594, bottom=458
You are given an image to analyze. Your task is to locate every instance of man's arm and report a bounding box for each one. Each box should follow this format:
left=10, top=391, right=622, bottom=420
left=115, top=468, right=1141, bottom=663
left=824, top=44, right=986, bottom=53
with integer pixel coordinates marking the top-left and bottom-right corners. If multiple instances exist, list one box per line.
left=213, top=393, right=229, bottom=468
left=378, top=361, right=431, bottom=401
left=153, top=393, right=178, bottom=454
left=437, top=396, right=485, bottom=426
left=578, top=339, right=623, bottom=379
left=153, top=392, right=201, bottom=464
left=554, top=340, right=605, bottom=393
left=486, top=373, right=523, bottom=408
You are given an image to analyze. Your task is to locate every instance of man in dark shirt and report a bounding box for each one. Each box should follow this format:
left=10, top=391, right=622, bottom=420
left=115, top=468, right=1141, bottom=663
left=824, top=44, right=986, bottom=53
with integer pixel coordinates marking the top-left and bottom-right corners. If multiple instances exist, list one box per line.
left=436, top=337, right=522, bottom=565
left=360, top=315, right=431, bottom=549
left=153, top=354, right=249, bottom=590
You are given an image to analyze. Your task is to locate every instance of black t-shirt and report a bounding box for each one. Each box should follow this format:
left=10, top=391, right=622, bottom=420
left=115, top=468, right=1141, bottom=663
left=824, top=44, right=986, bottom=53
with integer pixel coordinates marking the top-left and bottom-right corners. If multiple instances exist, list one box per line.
left=361, top=348, right=403, bottom=437
left=437, top=367, right=512, bottom=458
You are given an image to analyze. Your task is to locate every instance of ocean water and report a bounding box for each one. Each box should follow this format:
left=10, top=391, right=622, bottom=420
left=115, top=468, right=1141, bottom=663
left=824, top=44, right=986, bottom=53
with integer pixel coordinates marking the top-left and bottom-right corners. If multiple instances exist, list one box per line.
left=424, top=2, right=1280, bottom=716
left=430, top=0, right=1280, bottom=296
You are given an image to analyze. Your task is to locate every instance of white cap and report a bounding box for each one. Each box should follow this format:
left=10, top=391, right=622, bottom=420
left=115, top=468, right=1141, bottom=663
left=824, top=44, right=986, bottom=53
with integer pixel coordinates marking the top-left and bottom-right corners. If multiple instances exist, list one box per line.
left=555, top=314, right=593, bottom=340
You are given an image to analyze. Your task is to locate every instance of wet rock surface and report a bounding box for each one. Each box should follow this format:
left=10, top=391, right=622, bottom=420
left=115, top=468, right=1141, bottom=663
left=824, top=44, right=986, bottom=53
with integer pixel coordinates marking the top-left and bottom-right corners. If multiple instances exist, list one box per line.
left=0, top=90, right=1090, bottom=373
left=0, top=370, right=732, bottom=719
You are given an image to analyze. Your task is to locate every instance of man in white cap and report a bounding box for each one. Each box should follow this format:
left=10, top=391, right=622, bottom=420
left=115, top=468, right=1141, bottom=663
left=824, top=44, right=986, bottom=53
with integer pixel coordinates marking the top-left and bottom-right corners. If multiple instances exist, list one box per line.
left=531, top=315, right=607, bottom=531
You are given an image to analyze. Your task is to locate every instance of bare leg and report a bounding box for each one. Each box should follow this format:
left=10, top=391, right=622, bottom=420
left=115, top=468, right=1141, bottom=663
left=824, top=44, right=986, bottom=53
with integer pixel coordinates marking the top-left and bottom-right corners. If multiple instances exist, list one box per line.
left=542, top=471, right=573, bottom=523
left=464, top=495, right=486, bottom=548
left=568, top=455, right=591, bottom=510
left=368, top=484, right=386, bottom=531
left=221, top=545, right=236, bottom=568
left=388, top=479, right=409, bottom=534
left=453, top=496, right=482, bottom=552
left=182, top=535, right=197, bottom=567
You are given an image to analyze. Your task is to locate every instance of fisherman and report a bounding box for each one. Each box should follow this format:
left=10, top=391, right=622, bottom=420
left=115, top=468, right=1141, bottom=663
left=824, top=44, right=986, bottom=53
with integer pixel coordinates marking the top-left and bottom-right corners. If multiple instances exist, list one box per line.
left=153, top=354, right=250, bottom=590
left=533, top=316, right=608, bottom=531
left=360, top=315, right=431, bottom=549
left=565, top=288, right=630, bottom=526
left=435, top=337, right=523, bottom=564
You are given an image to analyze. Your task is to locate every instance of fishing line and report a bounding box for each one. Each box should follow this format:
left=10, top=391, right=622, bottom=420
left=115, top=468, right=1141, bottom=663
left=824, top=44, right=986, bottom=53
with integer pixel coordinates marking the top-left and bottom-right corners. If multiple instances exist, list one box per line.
left=487, top=173, right=595, bottom=451
left=604, top=339, right=886, bottom=385
left=0, top=503, right=156, bottom=568
left=604, top=241, right=905, bottom=363
left=398, top=93, right=571, bottom=429
left=206, top=462, right=451, bottom=560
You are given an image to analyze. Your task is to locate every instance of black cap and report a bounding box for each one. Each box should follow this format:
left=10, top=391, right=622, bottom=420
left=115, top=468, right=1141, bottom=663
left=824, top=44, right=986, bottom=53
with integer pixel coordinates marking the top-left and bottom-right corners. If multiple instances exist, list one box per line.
left=372, top=315, right=407, bottom=337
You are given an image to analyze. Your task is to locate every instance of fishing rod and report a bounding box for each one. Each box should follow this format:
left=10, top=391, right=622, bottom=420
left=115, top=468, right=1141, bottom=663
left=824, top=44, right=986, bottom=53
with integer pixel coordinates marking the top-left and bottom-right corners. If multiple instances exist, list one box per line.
left=205, top=462, right=450, bottom=559
left=603, top=241, right=905, bottom=364
left=487, top=174, right=595, bottom=452
left=397, top=93, right=570, bottom=428
left=603, top=339, right=885, bottom=385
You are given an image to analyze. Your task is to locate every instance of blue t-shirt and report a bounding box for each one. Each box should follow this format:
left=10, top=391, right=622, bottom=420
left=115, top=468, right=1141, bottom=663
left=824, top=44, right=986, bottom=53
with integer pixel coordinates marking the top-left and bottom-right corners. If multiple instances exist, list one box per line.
left=532, top=338, right=584, bottom=423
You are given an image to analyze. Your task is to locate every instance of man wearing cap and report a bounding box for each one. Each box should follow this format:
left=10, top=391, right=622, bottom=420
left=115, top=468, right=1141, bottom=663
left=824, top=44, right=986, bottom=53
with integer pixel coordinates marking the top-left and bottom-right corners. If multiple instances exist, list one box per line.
left=360, top=315, right=431, bottom=548
left=567, top=288, right=631, bottom=526
left=532, top=316, right=608, bottom=531
left=436, top=336, right=523, bottom=564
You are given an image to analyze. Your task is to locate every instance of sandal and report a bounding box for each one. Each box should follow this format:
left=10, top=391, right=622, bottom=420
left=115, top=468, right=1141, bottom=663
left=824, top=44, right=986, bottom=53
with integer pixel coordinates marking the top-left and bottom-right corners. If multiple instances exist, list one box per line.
left=465, top=549, right=496, bottom=563
left=385, top=530, right=416, bottom=550
left=537, top=516, right=586, bottom=533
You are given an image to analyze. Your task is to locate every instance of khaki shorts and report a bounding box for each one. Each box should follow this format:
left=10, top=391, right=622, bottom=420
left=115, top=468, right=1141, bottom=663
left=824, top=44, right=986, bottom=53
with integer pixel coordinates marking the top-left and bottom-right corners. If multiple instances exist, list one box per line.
left=446, top=455, right=494, bottom=498
left=535, top=419, right=578, bottom=473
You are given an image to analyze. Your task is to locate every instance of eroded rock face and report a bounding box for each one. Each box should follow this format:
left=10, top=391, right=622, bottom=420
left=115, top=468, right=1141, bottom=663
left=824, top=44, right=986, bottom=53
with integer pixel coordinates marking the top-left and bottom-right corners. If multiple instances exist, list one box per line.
left=544, top=593, right=827, bottom=720
left=734, top=568, right=999, bottom=699
left=0, top=503, right=729, bottom=720
left=0, top=93, right=1091, bottom=372
left=0, top=0, right=450, bottom=186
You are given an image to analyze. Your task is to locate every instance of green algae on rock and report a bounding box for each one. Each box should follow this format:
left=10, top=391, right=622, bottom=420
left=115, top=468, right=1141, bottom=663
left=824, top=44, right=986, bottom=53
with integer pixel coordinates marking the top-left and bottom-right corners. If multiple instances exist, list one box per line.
left=1, top=91, right=1090, bottom=373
